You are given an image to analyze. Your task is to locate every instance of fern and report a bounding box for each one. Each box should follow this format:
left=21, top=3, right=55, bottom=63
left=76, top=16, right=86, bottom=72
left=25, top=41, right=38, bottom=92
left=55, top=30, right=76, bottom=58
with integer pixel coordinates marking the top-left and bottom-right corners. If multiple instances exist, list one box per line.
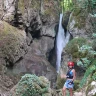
left=79, top=64, right=96, bottom=87
left=77, top=44, right=96, bottom=87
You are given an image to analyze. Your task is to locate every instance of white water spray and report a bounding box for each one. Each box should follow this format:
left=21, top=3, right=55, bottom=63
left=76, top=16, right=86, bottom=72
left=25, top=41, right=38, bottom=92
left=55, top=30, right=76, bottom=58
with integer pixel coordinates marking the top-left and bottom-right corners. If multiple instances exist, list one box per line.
left=56, top=13, right=70, bottom=73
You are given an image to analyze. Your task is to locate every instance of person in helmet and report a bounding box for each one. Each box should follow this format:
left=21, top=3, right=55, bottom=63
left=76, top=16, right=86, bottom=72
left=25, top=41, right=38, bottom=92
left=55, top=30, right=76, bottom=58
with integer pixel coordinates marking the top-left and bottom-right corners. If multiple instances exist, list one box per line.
left=61, top=61, right=76, bottom=96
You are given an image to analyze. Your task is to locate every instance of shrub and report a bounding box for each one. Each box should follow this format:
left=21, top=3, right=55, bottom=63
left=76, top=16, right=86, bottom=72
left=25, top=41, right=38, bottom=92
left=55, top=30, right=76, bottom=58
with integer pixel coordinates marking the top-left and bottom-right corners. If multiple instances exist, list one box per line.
left=15, top=74, right=49, bottom=96
left=65, top=37, right=87, bottom=60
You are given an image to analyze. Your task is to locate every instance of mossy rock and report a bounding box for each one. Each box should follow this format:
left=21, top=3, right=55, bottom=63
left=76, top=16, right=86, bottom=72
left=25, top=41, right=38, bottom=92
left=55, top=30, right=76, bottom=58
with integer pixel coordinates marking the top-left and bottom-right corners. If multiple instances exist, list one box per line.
left=18, top=0, right=25, bottom=14
left=72, top=51, right=88, bottom=59
left=0, top=21, right=26, bottom=66
left=65, top=37, right=87, bottom=54
left=67, top=7, right=88, bottom=30
left=18, top=0, right=59, bottom=18
left=65, top=37, right=91, bottom=61
left=72, top=8, right=88, bottom=29
left=18, top=0, right=40, bottom=14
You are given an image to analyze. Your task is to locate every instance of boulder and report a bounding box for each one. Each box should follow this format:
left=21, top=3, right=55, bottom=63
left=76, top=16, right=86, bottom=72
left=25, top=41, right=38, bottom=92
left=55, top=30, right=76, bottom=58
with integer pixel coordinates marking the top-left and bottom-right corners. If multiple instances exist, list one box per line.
left=0, top=21, right=27, bottom=67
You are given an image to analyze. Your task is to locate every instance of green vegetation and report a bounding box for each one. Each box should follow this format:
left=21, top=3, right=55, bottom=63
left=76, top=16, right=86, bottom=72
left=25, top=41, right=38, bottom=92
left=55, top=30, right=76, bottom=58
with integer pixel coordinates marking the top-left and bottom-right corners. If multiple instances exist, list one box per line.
left=15, top=74, right=49, bottom=96
left=0, top=21, right=25, bottom=66
left=63, top=0, right=96, bottom=89
left=65, top=35, right=96, bottom=87
left=61, top=0, right=96, bottom=29
left=60, top=0, right=73, bottom=12
left=76, top=34, right=96, bottom=87
left=56, top=75, right=66, bottom=89
left=65, top=37, right=88, bottom=60
left=66, top=35, right=96, bottom=87
left=18, top=0, right=25, bottom=13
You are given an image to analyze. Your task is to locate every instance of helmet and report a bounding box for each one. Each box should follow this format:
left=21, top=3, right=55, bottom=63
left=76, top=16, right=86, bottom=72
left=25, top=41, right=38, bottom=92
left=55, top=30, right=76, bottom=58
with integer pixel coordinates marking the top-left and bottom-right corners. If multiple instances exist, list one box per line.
left=68, top=61, right=74, bottom=66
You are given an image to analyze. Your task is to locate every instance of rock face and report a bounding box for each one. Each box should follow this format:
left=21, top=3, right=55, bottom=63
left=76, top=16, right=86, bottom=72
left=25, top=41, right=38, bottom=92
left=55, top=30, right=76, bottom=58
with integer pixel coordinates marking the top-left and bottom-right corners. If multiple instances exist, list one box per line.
left=0, top=0, right=96, bottom=96
left=0, top=0, right=16, bottom=22
left=67, top=10, right=94, bottom=38
left=12, top=47, right=57, bottom=88
left=0, top=20, right=27, bottom=96
left=0, top=21, right=27, bottom=67
left=0, top=0, right=60, bottom=95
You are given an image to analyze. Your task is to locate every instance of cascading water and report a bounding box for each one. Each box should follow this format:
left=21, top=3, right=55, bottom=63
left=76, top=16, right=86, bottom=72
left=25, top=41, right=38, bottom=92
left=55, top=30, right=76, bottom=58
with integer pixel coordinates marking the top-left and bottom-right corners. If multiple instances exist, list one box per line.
left=56, top=13, right=70, bottom=73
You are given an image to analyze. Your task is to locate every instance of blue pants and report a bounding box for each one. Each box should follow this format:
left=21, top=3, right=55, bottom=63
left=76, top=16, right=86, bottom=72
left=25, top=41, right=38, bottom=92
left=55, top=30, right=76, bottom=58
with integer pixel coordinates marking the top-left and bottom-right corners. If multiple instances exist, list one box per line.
left=64, top=79, right=74, bottom=89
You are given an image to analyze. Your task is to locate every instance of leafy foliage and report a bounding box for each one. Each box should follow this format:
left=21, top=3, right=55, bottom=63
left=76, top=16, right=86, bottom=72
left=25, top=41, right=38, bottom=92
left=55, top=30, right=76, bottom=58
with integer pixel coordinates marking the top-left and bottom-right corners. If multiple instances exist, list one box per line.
left=78, top=60, right=96, bottom=87
left=65, top=37, right=87, bottom=59
left=15, top=74, right=49, bottom=96
left=77, top=43, right=96, bottom=87
left=79, top=45, right=96, bottom=58
left=66, top=36, right=96, bottom=87
left=60, top=0, right=73, bottom=12
left=64, top=0, right=96, bottom=88
left=79, top=64, right=96, bottom=87
left=77, top=58, right=91, bottom=68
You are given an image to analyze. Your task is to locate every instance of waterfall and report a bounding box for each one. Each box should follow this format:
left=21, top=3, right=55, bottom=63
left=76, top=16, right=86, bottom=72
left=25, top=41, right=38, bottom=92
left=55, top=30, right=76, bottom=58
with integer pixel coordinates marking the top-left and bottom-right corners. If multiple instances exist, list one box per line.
left=56, top=13, right=70, bottom=73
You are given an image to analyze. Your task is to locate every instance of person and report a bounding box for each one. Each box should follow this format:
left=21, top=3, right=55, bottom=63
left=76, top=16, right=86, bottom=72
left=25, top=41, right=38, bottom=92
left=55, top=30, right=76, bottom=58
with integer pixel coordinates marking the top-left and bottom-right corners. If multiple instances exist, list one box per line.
left=61, top=61, right=76, bottom=96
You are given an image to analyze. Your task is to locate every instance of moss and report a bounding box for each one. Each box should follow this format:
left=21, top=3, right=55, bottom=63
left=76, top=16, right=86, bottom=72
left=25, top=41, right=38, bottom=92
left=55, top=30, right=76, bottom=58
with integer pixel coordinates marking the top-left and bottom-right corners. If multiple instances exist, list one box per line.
left=72, top=50, right=88, bottom=59
left=43, top=0, right=59, bottom=18
left=72, top=52, right=81, bottom=58
left=18, top=0, right=40, bottom=13
left=73, top=8, right=82, bottom=16
left=30, top=0, right=40, bottom=10
left=65, top=37, right=87, bottom=54
left=74, top=8, right=88, bottom=29
left=0, top=21, right=25, bottom=66
left=68, top=8, right=88, bottom=29
left=43, top=9, right=51, bottom=16
left=65, top=37, right=90, bottom=61
left=18, top=0, right=25, bottom=14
